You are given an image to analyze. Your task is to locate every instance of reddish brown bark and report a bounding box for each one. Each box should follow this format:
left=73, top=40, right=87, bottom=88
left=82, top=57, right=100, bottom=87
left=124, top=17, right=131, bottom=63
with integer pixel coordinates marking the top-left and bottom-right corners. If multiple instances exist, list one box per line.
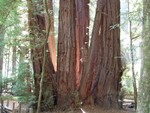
left=79, top=0, right=122, bottom=108
left=57, top=0, right=77, bottom=109
left=75, top=0, right=89, bottom=89
left=57, top=0, right=90, bottom=109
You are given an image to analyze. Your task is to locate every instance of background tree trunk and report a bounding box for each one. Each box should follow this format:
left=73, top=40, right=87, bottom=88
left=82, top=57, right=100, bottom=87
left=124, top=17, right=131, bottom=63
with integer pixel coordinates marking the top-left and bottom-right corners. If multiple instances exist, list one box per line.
left=138, top=0, right=150, bottom=112
left=0, top=27, right=4, bottom=113
left=12, top=44, right=16, bottom=75
left=79, top=0, right=122, bottom=108
left=27, top=0, right=56, bottom=111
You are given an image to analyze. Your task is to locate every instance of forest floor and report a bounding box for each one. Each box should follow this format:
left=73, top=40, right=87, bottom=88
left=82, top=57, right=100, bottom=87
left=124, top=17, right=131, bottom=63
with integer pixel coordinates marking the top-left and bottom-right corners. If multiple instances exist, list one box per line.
left=2, top=100, right=136, bottom=113
left=43, top=105, right=136, bottom=113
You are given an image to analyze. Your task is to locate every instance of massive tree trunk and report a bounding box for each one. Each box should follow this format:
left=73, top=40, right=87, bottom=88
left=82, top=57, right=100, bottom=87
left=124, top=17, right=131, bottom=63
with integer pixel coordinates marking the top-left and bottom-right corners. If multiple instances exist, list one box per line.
left=57, top=0, right=77, bottom=109
left=27, top=0, right=56, bottom=111
left=57, top=0, right=90, bottom=109
left=79, top=0, right=122, bottom=108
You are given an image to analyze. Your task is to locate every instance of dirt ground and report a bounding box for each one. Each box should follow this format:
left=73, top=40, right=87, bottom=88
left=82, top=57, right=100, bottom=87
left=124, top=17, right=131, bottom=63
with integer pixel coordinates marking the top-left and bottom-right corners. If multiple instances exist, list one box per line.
left=43, top=105, right=135, bottom=113
left=2, top=100, right=135, bottom=113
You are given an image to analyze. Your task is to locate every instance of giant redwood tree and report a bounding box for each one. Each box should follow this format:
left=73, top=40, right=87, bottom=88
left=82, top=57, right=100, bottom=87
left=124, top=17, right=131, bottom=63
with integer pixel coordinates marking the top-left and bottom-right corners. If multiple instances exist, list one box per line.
left=27, top=0, right=122, bottom=111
